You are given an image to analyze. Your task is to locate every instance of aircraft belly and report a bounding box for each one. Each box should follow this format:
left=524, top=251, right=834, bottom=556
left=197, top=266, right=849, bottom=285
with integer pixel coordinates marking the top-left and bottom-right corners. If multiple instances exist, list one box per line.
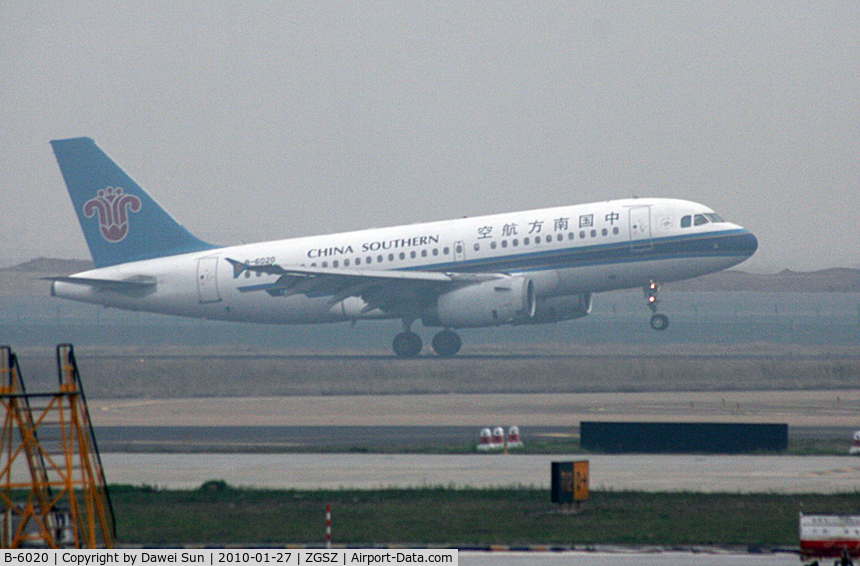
left=554, top=255, right=748, bottom=294
left=220, top=294, right=338, bottom=324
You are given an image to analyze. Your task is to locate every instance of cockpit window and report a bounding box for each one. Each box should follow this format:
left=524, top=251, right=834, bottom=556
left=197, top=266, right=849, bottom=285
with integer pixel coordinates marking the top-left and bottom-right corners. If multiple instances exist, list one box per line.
left=682, top=212, right=724, bottom=228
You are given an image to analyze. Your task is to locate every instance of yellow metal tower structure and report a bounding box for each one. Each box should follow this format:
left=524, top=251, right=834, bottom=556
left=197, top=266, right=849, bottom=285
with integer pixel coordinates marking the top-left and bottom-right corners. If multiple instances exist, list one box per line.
left=0, top=344, right=115, bottom=548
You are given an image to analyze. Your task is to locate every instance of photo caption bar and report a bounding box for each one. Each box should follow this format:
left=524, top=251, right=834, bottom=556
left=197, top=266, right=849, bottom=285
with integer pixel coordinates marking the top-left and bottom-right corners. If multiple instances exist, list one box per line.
left=2, top=549, right=458, bottom=566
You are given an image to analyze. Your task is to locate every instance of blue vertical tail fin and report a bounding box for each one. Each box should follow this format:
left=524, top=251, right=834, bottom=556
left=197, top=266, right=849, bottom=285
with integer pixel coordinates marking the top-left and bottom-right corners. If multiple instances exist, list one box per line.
left=50, top=137, right=216, bottom=268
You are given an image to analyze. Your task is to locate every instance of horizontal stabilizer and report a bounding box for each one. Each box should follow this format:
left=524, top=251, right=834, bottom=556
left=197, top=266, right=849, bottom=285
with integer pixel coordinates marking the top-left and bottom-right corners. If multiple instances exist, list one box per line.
left=44, top=274, right=157, bottom=293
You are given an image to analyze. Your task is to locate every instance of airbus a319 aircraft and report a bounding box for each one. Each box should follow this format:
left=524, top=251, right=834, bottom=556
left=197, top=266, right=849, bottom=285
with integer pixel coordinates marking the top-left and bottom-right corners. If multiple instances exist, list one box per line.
left=48, top=137, right=758, bottom=357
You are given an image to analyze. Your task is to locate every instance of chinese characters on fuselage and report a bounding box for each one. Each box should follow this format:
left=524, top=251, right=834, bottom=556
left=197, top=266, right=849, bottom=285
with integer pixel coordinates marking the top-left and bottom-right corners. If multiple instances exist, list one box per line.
left=478, top=212, right=621, bottom=240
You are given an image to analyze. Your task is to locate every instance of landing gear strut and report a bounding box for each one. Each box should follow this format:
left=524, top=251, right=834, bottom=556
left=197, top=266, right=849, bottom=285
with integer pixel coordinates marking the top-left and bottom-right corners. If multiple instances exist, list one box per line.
left=431, top=329, right=462, bottom=357
left=645, top=280, right=669, bottom=331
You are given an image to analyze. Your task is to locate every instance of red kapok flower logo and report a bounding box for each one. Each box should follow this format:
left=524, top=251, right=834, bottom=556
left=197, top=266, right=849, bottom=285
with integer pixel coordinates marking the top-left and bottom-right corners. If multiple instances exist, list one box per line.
left=82, top=187, right=142, bottom=242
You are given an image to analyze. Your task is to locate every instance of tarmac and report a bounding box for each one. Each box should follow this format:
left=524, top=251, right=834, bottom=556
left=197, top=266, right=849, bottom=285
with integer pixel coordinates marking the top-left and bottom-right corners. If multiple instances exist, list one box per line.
left=100, top=452, right=860, bottom=492
left=90, top=390, right=860, bottom=428
left=85, top=390, right=860, bottom=493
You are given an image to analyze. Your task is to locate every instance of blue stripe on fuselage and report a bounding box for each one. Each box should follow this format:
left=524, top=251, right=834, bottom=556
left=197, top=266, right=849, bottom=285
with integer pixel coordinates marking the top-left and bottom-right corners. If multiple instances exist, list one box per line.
left=236, top=228, right=757, bottom=295
left=416, top=228, right=757, bottom=275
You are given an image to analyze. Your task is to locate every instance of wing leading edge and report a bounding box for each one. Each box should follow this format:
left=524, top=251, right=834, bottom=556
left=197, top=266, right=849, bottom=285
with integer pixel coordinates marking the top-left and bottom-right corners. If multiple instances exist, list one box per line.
left=225, top=258, right=506, bottom=316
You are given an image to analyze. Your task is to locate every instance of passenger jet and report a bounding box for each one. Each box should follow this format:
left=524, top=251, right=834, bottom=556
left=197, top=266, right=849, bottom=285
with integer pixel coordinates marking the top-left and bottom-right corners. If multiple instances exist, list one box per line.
left=48, top=137, right=758, bottom=357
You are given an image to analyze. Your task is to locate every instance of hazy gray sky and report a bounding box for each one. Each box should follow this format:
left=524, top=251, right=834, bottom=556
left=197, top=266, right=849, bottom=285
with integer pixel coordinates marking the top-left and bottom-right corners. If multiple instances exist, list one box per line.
left=1, top=2, right=858, bottom=271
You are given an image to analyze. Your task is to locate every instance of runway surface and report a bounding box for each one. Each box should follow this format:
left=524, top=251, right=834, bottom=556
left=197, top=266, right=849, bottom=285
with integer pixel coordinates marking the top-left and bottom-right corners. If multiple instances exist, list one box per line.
left=91, top=423, right=856, bottom=453
left=92, top=425, right=574, bottom=451
left=84, top=390, right=860, bottom=494
left=80, top=392, right=855, bottom=562
left=99, top=452, right=860, bottom=492
left=89, top=390, right=860, bottom=428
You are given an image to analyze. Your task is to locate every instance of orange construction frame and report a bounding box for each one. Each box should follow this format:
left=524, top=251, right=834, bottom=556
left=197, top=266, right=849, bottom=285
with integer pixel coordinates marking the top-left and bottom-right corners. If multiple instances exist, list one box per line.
left=0, top=345, right=115, bottom=548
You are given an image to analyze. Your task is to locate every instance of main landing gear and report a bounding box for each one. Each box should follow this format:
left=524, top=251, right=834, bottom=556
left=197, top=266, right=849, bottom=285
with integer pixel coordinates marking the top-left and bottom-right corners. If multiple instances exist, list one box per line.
left=645, top=280, right=670, bottom=331
left=431, top=329, right=462, bottom=357
left=392, top=322, right=462, bottom=358
left=392, top=330, right=422, bottom=358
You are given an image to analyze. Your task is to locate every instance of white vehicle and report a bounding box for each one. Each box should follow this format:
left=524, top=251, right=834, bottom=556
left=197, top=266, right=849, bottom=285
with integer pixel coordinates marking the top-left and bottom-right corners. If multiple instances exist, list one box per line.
left=800, top=514, right=860, bottom=564
left=49, top=137, right=758, bottom=357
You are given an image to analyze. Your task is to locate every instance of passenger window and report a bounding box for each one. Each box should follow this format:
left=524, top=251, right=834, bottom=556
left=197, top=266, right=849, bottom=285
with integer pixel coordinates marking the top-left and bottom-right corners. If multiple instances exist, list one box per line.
left=333, top=260, right=339, bottom=268
left=322, top=261, right=328, bottom=267
left=613, top=227, right=619, bottom=235
left=523, top=237, right=530, bottom=245
left=421, top=249, right=427, bottom=257
left=501, top=240, right=508, bottom=248
left=443, top=247, right=450, bottom=255
left=694, top=214, right=708, bottom=226
left=490, top=241, right=497, bottom=249
left=473, top=243, right=480, bottom=251
left=512, top=238, right=519, bottom=247
left=681, top=215, right=692, bottom=228
left=432, top=249, right=438, bottom=256
left=410, top=251, right=416, bottom=259
left=388, top=253, right=394, bottom=261
left=557, top=234, right=563, bottom=242
left=535, top=236, right=542, bottom=244
left=399, top=252, right=405, bottom=260
left=601, top=228, right=608, bottom=236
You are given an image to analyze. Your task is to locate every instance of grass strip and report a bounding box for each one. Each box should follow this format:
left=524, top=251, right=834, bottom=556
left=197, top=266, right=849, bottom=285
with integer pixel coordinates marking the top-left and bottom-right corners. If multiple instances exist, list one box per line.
left=111, top=484, right=859, bottom=548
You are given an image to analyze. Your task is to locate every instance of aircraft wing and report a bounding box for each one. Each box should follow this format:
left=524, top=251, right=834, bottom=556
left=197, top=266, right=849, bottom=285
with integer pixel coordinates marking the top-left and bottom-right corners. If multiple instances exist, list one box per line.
left=225, top=258, right=501, bottom=315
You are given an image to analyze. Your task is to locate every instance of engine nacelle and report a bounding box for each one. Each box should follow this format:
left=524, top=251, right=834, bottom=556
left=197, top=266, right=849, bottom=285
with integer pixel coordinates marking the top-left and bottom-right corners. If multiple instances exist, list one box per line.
left=423, top=277, right=536, bottom=328
left=513, top=293, right=592, bottom=325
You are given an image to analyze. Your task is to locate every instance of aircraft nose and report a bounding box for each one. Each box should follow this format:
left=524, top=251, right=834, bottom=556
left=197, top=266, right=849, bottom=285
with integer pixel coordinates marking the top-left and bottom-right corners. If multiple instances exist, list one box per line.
left=739, top=229, right=758, bottom=257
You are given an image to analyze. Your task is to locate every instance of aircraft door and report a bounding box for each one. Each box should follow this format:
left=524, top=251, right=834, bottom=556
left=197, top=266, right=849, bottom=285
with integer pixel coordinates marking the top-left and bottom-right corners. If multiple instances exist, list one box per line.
left=196, top=256, right=222, bottom=303
left=628, top=206, right=653, bottom=251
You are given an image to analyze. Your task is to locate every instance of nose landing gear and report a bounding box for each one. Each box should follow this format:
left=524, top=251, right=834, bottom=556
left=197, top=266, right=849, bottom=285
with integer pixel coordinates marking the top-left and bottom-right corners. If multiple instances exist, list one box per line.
left=645, top=281, right=670, bottom=331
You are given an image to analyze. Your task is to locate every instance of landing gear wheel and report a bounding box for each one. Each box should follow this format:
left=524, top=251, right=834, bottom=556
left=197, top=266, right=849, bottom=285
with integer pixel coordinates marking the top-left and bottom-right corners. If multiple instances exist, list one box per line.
left=392, top=332, right=423, bottom=358
left=650, top=313, right=670, bottom=331
left=431, top=329, right=462, bottom=357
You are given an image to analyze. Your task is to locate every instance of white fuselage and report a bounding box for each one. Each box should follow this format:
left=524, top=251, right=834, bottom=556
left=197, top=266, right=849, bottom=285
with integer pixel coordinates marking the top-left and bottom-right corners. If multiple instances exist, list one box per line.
left=52, top=197, right=757, bottom=327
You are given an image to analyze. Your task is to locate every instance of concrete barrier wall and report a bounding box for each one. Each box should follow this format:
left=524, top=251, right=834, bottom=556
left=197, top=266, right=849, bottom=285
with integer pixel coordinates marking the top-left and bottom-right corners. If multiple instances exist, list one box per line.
left=580, top=421, right=788, bottom=453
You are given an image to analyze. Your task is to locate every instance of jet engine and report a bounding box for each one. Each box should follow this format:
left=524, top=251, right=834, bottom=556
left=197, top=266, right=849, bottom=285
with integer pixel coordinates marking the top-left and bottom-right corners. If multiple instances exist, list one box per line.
left=512, top=293, right=592, bottom=325
left=423, top=276, right=536, bottom=328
